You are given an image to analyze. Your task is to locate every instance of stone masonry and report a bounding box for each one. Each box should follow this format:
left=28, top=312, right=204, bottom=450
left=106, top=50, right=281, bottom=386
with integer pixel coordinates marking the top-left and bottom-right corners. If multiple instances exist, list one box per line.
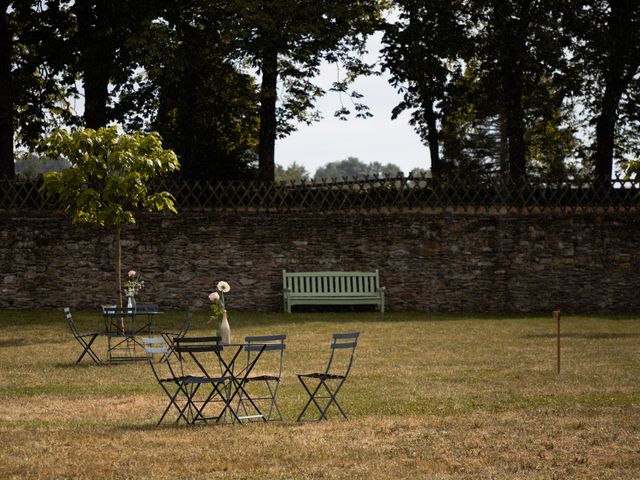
left=1, top=209, right=639, bottom=312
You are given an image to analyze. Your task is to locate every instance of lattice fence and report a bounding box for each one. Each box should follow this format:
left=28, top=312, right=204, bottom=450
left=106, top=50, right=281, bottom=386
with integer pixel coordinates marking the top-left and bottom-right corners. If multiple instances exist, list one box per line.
left=1, top=174, right=639, bottom=213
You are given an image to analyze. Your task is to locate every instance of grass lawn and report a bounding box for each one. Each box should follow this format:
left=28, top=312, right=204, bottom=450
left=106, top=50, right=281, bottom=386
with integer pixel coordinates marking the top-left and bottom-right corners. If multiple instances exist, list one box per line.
left=0, top=309, right=638, bottom=479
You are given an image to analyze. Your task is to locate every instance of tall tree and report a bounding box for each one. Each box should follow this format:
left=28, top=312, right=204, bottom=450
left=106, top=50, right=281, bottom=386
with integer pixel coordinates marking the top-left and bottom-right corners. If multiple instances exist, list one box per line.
left=381, top=0, right=469, bottom=177
left=230, top=0, right=383, bottom=182
left=120, top=0, right=260, bottom=180
left=565, top=0, right=640, bottom=182
left=0, top=3, right=11, bottom=178
left=69, top=1, right=163, bottom=128
left=445, top=0, right=571, bottom=180
left=0, top=1, right=75, bottom=178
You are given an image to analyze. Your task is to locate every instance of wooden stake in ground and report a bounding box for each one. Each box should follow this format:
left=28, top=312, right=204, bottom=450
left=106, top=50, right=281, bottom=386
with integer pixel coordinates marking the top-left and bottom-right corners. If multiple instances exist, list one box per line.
left=553, top=310, right=561, bottom=374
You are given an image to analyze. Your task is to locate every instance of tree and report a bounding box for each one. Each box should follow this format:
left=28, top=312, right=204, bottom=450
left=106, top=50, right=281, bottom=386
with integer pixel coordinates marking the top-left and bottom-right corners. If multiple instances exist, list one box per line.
left=229, top=0, right=383, bottom=181
left=439, top=59, right=578, bottom=180
left=0, top=1, right=74, bottom=178
left=14, top=151, right=69, bottom=178
left=469, top=0, right=571, bottom=182
left=381, top=0, right=469, bottom=177
left=275, top=161, right=310, bottom=182
left=314, top=157, right=402, bottom=180
left=41, top=127, right=180, bottom=308
left=128, top=0, right=260, bottom=180
left=0, top=3, right=11, bottom=177
left=564, top=0, right=640, bottom=182
left=69, top=1, right=163, bottom=129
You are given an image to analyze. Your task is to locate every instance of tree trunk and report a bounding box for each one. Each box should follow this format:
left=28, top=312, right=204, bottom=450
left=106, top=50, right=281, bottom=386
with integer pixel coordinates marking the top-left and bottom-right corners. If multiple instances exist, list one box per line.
left=115, top=224, right=122, bottom=308
left=258, top=46, right=278, bottom=182
left=502, top=76, right=526, bottom=183
left=593, top=0, right=639, bottom=184
left=0, top=6, right=14, bottom=179
left=496, top=9, right=527, bottom=184
left=74, top=1, right=112, bottom=129
left=594, top=82, right=626, bottom=184
left=424, top=99, right=441, bottom=177
left=82, top=66, right=110, bottom=129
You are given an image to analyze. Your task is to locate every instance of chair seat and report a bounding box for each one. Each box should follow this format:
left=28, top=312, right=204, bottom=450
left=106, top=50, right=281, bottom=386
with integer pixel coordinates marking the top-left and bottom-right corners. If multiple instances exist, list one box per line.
left=183, top=375, right=226, bottom=385
left=245, top=374, right=280, bottom=382
left=299, top=373, right=345, bottom=380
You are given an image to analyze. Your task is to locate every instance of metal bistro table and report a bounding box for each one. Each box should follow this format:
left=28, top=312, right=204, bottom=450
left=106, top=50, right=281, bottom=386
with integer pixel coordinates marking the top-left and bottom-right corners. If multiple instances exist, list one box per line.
left=174, top=339, right=268, bottom=425
left=103, top=305, right=161, bottom=362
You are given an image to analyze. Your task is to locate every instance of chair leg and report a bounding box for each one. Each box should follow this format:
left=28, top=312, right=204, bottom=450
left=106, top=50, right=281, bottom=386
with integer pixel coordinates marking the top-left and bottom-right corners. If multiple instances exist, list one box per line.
left=297, top=376, right=349, bottom=421
left=266, top=379, right=283, bottom=421
left=296, top=376, right=329, bottom=422
left=75, top=334, right=101, bottom=365
left=157, top=382, right=191, bottom=426
left=318, top=379, right=348, bottom=420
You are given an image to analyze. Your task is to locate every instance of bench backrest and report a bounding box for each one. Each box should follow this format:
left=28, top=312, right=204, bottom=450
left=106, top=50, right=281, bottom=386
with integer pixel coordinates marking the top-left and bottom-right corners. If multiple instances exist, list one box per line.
left=283, top=270, right=380, bottom=296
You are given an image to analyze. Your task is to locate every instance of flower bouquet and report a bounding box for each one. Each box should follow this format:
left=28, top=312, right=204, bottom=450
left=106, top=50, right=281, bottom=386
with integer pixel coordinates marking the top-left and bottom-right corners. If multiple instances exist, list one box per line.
left=124, top=270, right=144, bottom=309
left=209, top=280, right=231, bottom=344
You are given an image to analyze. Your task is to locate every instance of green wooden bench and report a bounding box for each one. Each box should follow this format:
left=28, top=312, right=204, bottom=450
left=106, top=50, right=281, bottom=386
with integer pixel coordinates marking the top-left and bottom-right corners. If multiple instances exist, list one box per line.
left=282, top=270, right=385, bottom=313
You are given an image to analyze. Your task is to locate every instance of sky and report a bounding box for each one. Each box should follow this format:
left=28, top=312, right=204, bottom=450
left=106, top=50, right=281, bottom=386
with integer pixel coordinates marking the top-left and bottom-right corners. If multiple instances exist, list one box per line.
left=275, top=33, right=431, bottom=176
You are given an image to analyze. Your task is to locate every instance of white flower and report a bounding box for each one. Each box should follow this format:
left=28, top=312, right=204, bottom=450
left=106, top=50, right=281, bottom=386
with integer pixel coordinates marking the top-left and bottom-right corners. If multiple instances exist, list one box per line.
left=209, top=291, right=220, bottom=302
left=128, top=270, right=136, bottom=278
left=217, top=281, right=230, bottom=293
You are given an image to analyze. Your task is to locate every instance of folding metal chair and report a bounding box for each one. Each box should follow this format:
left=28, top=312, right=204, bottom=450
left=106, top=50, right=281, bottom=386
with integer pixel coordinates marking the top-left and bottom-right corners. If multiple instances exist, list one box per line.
left=173, top=336, right=232, bottom=425
left=142, top=336, right=191, bottom=426
left=235, top=334, right=286, bottom=422
left=296, top=332, right=360, bottom=422
left=141, top=336, right=169, bottom=362
left=63, top=307, right=102, bottom=365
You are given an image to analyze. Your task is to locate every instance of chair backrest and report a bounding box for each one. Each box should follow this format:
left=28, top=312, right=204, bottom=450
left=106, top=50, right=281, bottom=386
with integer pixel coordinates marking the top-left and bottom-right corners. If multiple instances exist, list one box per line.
left=176, top=310, right=192, bottom=339
left=136, top=303, right=159, bottom=313
left=325, top=332, right=359, bottom=378
left=64, top=307, right=80, bottom=337
left=141, top=336, right=168, bottom=358
left=244, top=334, right=286, bottom=378
left=174, top=336, right=223, bottom=378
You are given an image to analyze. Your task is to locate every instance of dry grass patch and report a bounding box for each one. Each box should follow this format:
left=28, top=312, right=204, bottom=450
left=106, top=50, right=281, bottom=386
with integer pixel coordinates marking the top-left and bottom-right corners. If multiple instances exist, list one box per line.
left=0, top=309, right=638, bottom=479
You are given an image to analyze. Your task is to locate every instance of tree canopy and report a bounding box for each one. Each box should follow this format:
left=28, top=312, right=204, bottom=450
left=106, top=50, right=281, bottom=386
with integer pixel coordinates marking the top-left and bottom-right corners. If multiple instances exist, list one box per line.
left=2, top=1, right=638, bottom=183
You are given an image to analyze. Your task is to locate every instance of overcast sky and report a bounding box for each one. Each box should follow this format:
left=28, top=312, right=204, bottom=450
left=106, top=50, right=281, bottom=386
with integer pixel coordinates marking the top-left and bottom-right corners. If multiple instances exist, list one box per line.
left=275, top=32, right=431, bottom=176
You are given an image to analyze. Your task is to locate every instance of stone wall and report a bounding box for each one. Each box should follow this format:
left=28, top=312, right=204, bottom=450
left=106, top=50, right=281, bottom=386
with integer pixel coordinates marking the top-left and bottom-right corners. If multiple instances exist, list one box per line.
left=2, top=209, right=639, bottom=312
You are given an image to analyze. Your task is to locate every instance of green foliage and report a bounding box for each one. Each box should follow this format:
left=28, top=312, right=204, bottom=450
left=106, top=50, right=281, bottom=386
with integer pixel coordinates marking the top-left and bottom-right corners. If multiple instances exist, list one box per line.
left=314, top=157, right=401, bottom=181
left=40, top=127, right=180, bottom=227
left=228, top=0, right=384, bottom=180
left=275, top=162, right=310, bottom=183
left=14, top=151, right=70, bottom=178
left=121, top=1, right=260, bottom=180
left=381, top=0, right=470, bottom=171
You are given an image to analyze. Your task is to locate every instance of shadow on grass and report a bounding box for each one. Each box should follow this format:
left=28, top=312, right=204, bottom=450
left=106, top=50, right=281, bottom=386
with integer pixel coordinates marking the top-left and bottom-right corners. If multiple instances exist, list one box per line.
left=523, top=333, right=640, bottom=339
left=0, top=337, right=67, bottom=348
left=52, top=361, right=126, bottom=369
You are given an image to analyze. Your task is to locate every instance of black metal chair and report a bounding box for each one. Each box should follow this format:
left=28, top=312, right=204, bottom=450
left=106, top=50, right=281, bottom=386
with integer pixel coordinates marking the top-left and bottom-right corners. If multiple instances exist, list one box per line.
left=235, top=334, right=286, bottom=422
left=173, top=336, right=232, bottom=425
left=142, top=336, right=191, bottom=426
left=296, top=332, right=360, bottom=422
left=63, top=307, right=102, bottom=365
